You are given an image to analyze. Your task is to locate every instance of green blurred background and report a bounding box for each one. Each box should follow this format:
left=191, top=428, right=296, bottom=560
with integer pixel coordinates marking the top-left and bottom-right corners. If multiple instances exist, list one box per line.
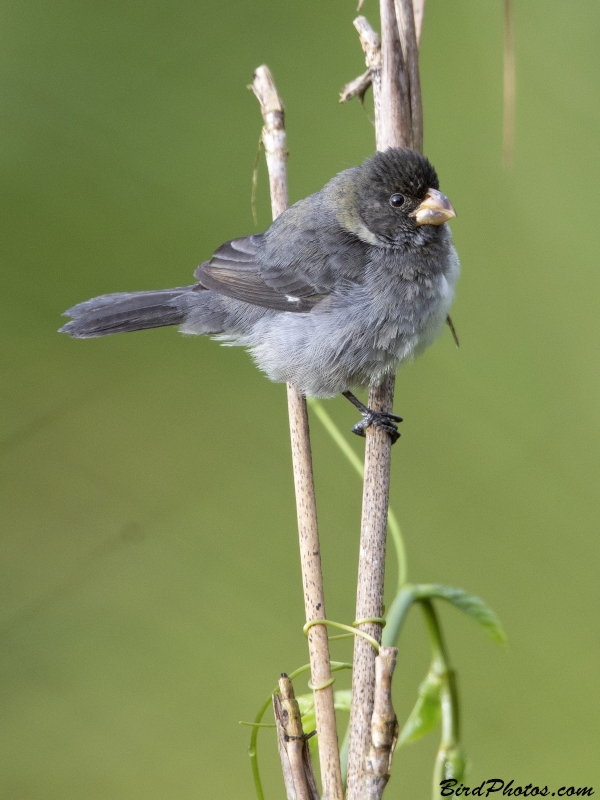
left=2, top=0, right=599, bottom=797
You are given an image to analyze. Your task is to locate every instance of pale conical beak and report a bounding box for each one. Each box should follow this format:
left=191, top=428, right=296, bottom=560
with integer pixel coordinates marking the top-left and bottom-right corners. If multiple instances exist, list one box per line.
left=411, top=188, right=456, bottom=226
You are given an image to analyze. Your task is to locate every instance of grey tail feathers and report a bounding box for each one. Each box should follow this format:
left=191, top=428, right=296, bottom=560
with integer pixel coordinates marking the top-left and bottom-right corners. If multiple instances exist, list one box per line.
left=59, top=286, right=196, bottom=338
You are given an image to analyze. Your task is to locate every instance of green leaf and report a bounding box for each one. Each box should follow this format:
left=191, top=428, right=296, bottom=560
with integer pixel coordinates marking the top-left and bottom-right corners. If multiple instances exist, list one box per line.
left=297, top=689, right=352, bottom=737
left=414, top=584, right=506, bottom=644
left=297, top=695, right=315, bottom=734
left=398, top=668, right=442, bottom=746
left=296, top=694, right=314, bottom=718
left=332, top=689, right=352, bottom=712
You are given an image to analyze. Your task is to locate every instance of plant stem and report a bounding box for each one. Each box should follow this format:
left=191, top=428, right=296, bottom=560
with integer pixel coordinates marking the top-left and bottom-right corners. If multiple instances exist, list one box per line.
left=347, top=8, right=401, bottom=799
left=420, top=601, right=464, bottom=798
left=273, top=674, right=319, bottom=800
left=251, top=65, right=344, bottom=800
left=363, top=647, right=399, bottom=799
left=246, top=662, right=351, bottom=800
left=347, top=374, right=395, bottom=800
left=347, top=3, right=424, bottom=797
left=395, top=0, right=423, bottom=152
left=307, top=398, right=408, bottom=590
left=413, top=0, right=426, bottom=46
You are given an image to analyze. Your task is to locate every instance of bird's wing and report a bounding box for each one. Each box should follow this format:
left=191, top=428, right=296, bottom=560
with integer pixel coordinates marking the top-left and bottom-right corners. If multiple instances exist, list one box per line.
left=194, top=234, right=327, bottom=313
left=194, top=195, right=371, bottom=312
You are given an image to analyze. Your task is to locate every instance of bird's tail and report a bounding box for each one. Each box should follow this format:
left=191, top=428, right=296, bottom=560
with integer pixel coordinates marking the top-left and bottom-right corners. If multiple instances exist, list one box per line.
left=59, top=286, right=196, bottom=338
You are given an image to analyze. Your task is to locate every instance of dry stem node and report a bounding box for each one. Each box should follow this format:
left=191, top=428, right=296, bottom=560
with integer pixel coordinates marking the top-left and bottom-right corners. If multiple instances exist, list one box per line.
left=353, top=17, right=382, bottom=73
left=250, top=66, right=289, bottom=222
left=273, top=674, right=320, bottom=800
left=363, top=648, right=400, bottom=799
left=339, top=70, right=372, bottom=104
left=251, top=65, right=344, bottom=800
left=344, top=6, right=425, bottom=148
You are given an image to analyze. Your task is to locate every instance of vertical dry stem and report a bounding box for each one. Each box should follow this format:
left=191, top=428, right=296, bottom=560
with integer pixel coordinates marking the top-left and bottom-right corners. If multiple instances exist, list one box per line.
left=287, top=388, right=343, bottom=800
left=353, top=17, right=382, bottom=117
left=250, top=66, right=288, bottom=220
left=395, top=0, right=423, bottom=152
left=346, top=375, right=395, bottom=800
left=251, top=65, right=343, bottom=800
left=378, top=0, right=411, bottom=149
left=273, top=674, right=320, bottom=800
left=274, top=688, right=304, bottom=800
left=363, top=647, right=399, bottom=799
left=347, top=2, right=423, bottom=798
left=413, top=0, right=426, bottom=47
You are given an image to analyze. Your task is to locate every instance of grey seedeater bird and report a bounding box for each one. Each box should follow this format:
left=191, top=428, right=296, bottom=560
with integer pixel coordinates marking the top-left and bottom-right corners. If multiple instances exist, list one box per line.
left=60, top=147, right=458, bottom=443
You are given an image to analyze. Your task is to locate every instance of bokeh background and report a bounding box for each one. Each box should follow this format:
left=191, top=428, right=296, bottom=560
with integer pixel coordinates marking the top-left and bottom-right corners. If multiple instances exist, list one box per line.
left=2, top=1, right=599, bottom=797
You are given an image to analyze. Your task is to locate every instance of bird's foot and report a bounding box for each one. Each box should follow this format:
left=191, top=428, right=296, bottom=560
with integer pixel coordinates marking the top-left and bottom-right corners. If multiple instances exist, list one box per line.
left=342, top=391, right=403, bottom=445
left=351, top=409, right=403, bottom=444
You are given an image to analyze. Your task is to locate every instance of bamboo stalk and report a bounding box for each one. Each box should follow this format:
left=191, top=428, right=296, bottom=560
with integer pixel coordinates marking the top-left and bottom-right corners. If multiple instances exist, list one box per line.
left=251, top=65, right=343, bottom=800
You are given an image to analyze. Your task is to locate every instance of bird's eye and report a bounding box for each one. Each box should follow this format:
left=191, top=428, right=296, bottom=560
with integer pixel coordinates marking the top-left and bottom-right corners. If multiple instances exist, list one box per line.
left=389, top=193, right=405, bottom=208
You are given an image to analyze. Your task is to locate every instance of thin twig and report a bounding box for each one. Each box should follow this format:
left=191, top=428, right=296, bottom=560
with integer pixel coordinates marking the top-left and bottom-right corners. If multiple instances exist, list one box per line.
left=286, top=386, right=343, bottom=800
left=353, top=17, right=382, bottom=122
left=273, top=674, right=319, bottom=800
left=251, top=65, right=343, bottom=800
left=339, top=70, right=372, bottom=104
left=250, top=67, right=288, bottom=220
left=353, top=17, right=382, bottom=76
left=346, top=3, right=425, bottom=111
left=274, top=690, right=302, bottom=800
left=347, top=3, right=418, bottom=798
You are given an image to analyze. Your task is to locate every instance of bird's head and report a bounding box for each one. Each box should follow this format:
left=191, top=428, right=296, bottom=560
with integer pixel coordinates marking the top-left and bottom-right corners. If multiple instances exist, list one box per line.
left=327, top=147, right=456, bottom=248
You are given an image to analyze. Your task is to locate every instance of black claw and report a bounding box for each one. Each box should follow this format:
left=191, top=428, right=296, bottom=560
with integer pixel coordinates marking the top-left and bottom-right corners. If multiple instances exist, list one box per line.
left=351, top=410, right=402, bottom=444
left=342, top=390, right=403, bottom=445
left=386, top=412, right=404, bottom=423
left=351, top=421, right=367, bottom=438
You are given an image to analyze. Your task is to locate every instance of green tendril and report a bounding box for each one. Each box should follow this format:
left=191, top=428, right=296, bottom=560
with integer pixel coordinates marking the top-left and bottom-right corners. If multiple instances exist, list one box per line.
left=353, top=616, right=386, bottom=627
left=303, top=618, right=381, bottom=653
left=307, top=676, right=336, bottom=691
left=247, top=661, right=352, bottom=800
left=239, top=721, right=277, bottom=728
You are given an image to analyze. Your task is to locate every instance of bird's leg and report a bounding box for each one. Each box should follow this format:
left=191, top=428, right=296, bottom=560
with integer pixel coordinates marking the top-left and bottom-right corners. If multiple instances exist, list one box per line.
left=342, top=390, right=403, bottom=444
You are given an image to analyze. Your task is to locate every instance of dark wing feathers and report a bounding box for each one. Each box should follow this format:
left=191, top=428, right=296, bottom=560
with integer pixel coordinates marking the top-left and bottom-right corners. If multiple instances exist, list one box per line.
left=194, top=235, right=326, bottom=312
left=193, top=197, right=371, bottom=313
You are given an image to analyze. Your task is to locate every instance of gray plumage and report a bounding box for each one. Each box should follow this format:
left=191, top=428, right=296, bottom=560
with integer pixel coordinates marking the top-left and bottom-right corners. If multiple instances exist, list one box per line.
left=61, top=148, right=459, bottom=399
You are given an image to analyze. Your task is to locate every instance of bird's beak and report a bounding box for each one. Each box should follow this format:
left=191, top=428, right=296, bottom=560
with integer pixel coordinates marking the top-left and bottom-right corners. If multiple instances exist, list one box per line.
left=411, top=188, right=456, bottom=226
